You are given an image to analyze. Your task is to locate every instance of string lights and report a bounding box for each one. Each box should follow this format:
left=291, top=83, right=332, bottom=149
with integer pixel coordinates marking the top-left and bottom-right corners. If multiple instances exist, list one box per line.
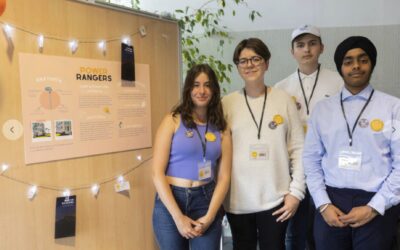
left=0, top=20, right=144, bottom=54
left=2, top=23, right=12, bottom=39
left=27, top=185, right=38, bottom=200
left=122, top=36, right=131, bottom=45
left=91, top=184, right=100, bottom=197
left=68, top=39, right=79, bottom=54
left=0, top=154, right=152, bottom=199
left=98, top=40, right=106, bottom=54
left=37, top=34, right=44, bottom=52
left=0, top=20, right=151, bottom=198
left=1, top=163, right=9, bottom=173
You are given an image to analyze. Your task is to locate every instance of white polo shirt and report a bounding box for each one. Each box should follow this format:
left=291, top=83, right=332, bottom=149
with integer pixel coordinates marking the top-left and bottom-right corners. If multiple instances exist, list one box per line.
left=275, top=67, right=343, bottom=127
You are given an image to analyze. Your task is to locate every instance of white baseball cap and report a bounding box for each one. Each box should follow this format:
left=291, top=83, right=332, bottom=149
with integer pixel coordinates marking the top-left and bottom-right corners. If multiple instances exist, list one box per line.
left=291, top=25, right=321, bottom=42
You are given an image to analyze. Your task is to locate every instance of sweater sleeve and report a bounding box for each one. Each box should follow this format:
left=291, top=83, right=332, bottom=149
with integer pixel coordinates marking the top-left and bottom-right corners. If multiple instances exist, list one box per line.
left=286, top=94, right=306, bottom=200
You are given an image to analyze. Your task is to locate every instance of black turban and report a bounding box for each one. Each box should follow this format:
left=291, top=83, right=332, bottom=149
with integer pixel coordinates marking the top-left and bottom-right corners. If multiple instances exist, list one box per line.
left=334, top=36, right=377, bottom=76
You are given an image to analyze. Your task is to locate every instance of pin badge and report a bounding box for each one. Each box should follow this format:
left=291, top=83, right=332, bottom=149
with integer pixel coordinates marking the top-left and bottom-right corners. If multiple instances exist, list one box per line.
left=273, top=115, right=284, bottom=125
left=205, top=132, right=216, bottom=142
left=370, top=119, right=384, bottom=132
left=296, top=102, right=302, bottom=110
left=185, top=130, right=194, bottom=138
left=269, top=121, right=277, bottom=129
left=358, top=118, right=369, bottom=128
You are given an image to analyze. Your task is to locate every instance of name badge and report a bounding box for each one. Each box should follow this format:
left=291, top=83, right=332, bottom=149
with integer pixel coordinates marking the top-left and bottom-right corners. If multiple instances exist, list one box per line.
left=198, top=160, right=212, bottom=180
left=338, top=149, right=362, bottom=171
left=249, top=144, right=268, bottom=160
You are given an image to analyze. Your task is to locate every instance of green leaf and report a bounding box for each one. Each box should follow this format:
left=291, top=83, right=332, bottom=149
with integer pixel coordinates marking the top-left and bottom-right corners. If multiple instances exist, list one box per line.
left=136, top=0, right=261, bottom=87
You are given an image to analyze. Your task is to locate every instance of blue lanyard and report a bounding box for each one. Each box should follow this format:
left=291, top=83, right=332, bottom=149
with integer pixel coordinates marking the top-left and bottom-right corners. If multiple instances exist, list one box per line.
left=193, top=122, right=209, bottom=161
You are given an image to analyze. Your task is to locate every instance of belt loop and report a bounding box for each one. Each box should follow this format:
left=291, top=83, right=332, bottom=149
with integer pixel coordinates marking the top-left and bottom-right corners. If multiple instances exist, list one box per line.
left=201, top=184, right=207, bottom=198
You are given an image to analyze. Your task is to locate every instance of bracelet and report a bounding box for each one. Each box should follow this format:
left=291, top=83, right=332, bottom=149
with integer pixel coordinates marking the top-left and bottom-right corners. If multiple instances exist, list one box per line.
left=319, top=203, right=330, bottom=213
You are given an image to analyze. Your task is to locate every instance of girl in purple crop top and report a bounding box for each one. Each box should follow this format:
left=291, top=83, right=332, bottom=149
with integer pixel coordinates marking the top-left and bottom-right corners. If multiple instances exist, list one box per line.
left=152, top=64, right=232, bottom=249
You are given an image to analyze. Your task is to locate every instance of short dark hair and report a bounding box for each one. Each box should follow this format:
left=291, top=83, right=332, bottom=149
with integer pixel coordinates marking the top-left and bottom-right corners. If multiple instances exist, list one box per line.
left=291, top=33, right=323, bottom=49
left=233, top=38, right=271, bottom=65
left=172, top=64, right=227, bottom=131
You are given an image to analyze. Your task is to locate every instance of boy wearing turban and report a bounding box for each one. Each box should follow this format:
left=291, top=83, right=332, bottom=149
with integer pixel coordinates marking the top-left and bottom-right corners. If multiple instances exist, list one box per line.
left=303, top=36, right=400, bottom=250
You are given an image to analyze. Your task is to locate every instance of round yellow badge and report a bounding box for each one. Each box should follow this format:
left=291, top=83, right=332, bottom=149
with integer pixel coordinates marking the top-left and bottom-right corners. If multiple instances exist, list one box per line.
left=205, top=132, right=216, bottom=142
left=273, top=115, right=284, bottom=125
left=370, top=119, right=384, bottom=132
left=251, top=151, right=258, bottom=158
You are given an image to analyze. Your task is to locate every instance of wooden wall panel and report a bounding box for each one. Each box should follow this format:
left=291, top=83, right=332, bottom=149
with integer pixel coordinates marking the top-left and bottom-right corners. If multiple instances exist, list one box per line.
left=0, top=0, right=180, bottom=249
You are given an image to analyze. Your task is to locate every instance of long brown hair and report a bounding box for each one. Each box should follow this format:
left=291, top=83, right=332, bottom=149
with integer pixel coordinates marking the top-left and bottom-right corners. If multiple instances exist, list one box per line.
left=172, top=64, right=227, bottom=131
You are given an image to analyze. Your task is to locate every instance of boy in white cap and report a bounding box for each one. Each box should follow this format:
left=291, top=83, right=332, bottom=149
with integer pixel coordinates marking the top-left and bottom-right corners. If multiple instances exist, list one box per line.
left=275, top=25, right=343, bottom=250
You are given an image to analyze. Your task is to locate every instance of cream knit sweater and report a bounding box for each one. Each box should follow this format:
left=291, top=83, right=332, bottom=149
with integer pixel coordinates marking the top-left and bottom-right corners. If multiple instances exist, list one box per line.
left=222, top=87, right=305, bottom=214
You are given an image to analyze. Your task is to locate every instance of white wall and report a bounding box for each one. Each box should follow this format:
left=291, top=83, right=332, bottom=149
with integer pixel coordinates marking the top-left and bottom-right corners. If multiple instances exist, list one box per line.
left=139, top=0, right=400, bottom=31
left=139, top=1, right=400, bottom=97
left=198, top=25, right=400, bottom=96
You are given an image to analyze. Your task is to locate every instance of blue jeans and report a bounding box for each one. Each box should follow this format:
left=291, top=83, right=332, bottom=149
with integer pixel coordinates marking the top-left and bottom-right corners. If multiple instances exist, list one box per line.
left=285, top=189, right=315, bottom=250
left=152, top=181, right=223, bottom=250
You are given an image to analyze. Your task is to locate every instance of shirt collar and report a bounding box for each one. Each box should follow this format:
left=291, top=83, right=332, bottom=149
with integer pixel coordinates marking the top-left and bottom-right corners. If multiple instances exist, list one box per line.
left=298, top=69, right=318, bottom=80
left=341, top=84, right=373, bottom=101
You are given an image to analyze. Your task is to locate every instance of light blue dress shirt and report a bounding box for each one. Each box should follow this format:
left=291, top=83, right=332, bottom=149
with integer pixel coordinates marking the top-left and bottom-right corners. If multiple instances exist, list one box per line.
left=303, top=84, right=400, bottom=215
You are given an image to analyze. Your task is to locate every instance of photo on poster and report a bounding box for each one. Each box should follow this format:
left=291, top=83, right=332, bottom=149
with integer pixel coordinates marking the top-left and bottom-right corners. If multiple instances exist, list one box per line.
left=55, top=195, right=76, bottom=239
left=55, top=120, right=73, bottom=140
left=31, top=120, right=52, bottom=142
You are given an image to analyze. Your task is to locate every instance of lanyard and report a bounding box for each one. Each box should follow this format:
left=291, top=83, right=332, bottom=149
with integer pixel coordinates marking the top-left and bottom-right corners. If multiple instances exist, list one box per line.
left=193, top=122, right=209, bottom=161
left=243, top=86, right=267, bottom=140
left=298, top=64, right=321, bottom=115
left=340, top=89, right=374, bottom=147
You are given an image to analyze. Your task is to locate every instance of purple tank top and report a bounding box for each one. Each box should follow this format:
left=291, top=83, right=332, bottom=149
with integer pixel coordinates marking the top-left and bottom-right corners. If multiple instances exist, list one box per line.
left=166, top=120, right=222, bottom=181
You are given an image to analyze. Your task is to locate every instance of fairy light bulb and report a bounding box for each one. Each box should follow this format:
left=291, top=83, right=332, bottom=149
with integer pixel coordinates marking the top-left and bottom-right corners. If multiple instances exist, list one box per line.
left=122, top=37, right=130, bottom=45
left=98, top=40, right=106, bottom=53
left=38, top=34, right=44, bottom=51
left=91, top=184, right=100, bottom=196
left=69, top=40, right=78, bottom=54
left=1, top=163, right=9, bottom=173
left=62, top=189, right=71, bottom=197
left=3, top=24, right=12, bottom=39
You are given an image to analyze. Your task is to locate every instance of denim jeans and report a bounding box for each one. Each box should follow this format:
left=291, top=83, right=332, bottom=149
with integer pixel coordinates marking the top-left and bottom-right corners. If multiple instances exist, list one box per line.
left=152, top=181, right=223, bottom=250
left=285, top=189, right=316, bottom=250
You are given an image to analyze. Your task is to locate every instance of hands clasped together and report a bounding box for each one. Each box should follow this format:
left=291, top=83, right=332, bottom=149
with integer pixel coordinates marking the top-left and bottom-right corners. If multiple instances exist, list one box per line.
left=174, top=214, right=214, bottom=239
left=320, top=204, right=378, bottom=228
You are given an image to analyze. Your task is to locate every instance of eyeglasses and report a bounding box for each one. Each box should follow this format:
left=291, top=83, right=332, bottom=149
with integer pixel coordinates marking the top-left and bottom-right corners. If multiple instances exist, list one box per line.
left=236, top=56, right=264, bottom=68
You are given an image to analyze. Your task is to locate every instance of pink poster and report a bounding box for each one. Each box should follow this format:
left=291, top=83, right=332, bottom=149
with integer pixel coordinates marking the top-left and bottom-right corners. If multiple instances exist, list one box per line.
left=19, top=53, right=151, bottom=164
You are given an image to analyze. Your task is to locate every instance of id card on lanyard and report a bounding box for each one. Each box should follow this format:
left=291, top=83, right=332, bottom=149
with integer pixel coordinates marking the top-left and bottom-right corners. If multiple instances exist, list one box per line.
left=338, top=148, right=362, bottom=171
left=198, top=160, right=212, bottom=180
left=249, top=144, right=268, bottom=160
left=338, top=89, right=374, bottom=171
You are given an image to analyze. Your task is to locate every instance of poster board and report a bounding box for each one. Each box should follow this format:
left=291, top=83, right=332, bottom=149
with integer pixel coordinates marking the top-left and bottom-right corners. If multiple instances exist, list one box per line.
left=19, top=53, right=152, bottom=164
